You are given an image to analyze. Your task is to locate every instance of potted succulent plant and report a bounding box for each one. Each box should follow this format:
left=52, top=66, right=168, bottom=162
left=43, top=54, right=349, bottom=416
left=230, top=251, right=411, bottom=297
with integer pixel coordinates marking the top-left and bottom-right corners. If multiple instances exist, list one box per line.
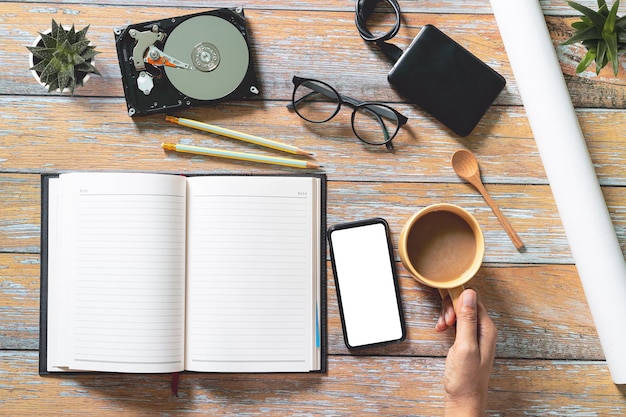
left=562, top=0, right=626, bottom=75
left=27, top=19, right=100, bottom=94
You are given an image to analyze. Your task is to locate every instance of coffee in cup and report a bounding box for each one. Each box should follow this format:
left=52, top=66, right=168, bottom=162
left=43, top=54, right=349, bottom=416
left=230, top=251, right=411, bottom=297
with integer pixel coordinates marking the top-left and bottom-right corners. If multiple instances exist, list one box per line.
left=398, top=203, right=484, bottom=311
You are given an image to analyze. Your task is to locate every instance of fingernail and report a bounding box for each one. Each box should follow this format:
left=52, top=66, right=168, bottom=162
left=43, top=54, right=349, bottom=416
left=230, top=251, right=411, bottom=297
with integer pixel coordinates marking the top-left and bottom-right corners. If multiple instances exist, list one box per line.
left=436, top=316, right=444, bottom=331
left=463, top=290, right=477, bottom=307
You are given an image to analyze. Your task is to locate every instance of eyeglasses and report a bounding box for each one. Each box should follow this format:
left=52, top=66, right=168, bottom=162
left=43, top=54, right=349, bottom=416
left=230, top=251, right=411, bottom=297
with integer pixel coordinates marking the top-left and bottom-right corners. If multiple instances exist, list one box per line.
left=287, top=76, right=408, bottom=150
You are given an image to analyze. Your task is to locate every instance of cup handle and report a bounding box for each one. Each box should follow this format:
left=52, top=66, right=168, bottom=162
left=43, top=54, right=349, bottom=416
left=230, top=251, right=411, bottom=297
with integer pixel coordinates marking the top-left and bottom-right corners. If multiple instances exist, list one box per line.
left=448, top=286, right=465, bottom=313
left=439, top=286, right=466, bottom=313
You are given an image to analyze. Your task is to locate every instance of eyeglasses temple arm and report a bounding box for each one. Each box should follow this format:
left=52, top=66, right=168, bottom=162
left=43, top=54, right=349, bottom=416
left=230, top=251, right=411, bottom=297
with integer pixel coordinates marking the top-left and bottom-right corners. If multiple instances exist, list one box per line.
left=287, top=81, right=340, bottom=109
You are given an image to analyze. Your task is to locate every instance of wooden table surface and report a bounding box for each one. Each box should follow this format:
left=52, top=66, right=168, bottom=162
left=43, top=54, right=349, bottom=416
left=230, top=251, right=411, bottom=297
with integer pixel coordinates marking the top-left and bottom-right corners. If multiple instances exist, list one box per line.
left=2, top=0, right=626, bottom=415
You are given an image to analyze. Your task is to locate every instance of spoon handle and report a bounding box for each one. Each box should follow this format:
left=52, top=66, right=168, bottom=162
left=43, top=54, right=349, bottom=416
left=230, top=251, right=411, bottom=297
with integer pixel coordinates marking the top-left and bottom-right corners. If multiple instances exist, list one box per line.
left=474, top=181, right=525, bottom=251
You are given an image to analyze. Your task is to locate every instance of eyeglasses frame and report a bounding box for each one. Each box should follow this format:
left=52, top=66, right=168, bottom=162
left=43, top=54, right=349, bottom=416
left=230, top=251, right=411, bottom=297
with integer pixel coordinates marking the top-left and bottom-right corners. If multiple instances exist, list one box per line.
left=287, top=76, right=408, bottom=150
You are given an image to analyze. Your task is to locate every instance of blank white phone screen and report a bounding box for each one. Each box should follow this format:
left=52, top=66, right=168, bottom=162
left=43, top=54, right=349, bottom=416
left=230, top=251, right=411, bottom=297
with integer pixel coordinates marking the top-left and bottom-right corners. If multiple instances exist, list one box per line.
left=331, top=222, right=403, bottom=347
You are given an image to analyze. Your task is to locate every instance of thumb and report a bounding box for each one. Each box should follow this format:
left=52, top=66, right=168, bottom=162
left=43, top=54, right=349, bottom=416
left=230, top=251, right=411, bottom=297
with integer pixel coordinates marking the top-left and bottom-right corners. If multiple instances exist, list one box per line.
left=455, top=289, right=478, bottom=345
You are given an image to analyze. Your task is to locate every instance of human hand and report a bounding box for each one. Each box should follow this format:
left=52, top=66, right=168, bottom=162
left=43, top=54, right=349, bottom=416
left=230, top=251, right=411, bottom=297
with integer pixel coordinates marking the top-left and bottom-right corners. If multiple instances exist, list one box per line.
left=437, top=289, right=497, bottom=417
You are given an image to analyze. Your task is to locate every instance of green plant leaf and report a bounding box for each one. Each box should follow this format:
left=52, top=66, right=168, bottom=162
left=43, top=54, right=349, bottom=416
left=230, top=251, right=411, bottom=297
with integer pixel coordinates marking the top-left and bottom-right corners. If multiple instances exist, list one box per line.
left=50, top=19, right=60, bottom=40
left=47, top=78, right=60, bottom=93
left=567, top=1, right=607, bottom=32
left=602, top=31, right=619, bottom=73
left=602, top=0, right=620, bottom=74
left=29, top=59, right=49, bottom=74
left=75, top=25, right=90, bottom=42
left=572, top=21, right=592, bottom=30
left=81, top=46, right=99, bottom=61
left=615, top=14, right=626, bottom=29
left=562, top=25, right=602, bottom=44
left=39, top=32, right=57, bottom=49
left=26, top=46, right=55, bottom=60
left=39, top=59, right=60, bottom=80
left=66, top=24, right=77, bottom=44
left=604, top=0, right=619, bottom=32
left=69, top=39, right=90, bottom=55
left=56, top=25, right=68, bottom=46
left=576, top=48, right=597, bottom=73
left=596, top=38, right=608, bottom=70
left=597, top=0, right=609, bottom=16
left=76, top=61, right=100, bottom=75
left=57, top=68, right=71, bottom=91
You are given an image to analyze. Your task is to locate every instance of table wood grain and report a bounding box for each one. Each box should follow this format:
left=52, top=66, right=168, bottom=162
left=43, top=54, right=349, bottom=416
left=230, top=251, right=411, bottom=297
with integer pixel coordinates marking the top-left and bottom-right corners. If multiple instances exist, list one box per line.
left=2, top=1, right=626, bottom=415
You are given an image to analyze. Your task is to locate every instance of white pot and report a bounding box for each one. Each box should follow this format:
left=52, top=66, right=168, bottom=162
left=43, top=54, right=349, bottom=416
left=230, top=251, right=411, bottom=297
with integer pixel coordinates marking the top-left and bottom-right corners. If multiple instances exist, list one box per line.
left=28, top=28, right=95, bottom=93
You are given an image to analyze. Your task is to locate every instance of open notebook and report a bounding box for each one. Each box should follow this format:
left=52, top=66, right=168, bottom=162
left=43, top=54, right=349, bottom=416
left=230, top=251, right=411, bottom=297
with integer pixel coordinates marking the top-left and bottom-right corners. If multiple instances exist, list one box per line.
left=39, top=172, right=326, bottom=374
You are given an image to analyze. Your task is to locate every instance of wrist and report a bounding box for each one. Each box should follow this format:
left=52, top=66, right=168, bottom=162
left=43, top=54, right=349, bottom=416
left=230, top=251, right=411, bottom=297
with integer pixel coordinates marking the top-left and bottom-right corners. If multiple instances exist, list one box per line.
left=444, top=398, right=486, bottom=417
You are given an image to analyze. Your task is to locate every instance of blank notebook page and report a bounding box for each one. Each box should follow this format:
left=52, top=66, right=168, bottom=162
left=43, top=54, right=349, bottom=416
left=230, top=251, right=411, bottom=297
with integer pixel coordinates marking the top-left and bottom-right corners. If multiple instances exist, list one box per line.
left=55, top=173, right=188, bottom=373
left=184, top=176, right=318, bottom=372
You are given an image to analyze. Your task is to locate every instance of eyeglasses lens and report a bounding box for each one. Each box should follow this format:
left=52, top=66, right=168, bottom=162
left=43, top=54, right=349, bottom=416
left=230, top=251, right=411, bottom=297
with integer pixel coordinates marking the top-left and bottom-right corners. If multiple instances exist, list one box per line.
left=352, top=104, right=399, bottom=145
left=293, top=80, right=340, bottom=123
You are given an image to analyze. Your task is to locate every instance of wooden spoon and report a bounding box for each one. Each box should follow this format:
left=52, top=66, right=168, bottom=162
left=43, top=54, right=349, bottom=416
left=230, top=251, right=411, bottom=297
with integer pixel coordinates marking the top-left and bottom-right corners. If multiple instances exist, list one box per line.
left=451, top=149, right=525, bottom=251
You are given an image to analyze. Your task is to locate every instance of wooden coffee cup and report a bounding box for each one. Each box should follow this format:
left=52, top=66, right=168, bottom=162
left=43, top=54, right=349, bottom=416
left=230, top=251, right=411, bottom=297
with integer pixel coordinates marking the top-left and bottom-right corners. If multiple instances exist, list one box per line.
left=398, top=203, right=484, bottom=312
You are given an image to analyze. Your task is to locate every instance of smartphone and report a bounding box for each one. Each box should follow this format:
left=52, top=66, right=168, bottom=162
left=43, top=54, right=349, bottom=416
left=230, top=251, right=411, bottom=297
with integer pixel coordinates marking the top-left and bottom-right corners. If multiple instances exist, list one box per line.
left=328, top=218, right=405, bottom=349
left=387, top=24, right=506, bottom=137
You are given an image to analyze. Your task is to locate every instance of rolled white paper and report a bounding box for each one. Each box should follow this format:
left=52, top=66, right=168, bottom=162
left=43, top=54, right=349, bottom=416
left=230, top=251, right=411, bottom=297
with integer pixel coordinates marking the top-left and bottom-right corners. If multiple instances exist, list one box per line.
left=490, top=0, right=626, bottom=384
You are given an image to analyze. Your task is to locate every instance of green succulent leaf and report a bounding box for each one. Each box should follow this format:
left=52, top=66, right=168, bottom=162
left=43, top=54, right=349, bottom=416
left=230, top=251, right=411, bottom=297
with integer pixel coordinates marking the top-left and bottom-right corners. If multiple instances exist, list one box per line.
left=29, top=59, right=45, bottom=74
left=50, top=19, right=60, bottom=39
left=75, top=25, right=90, bottom=42
left=39, top=31, right=57, bottom=49
left=47, top=78, right=60, bottom=93
left=39, top=59, right=61, bottom=80
left=26, top=46, right=55, bottom=61
left=70, top=39, right=90, bottom=55
left=57, top=69, right=72, bottom=92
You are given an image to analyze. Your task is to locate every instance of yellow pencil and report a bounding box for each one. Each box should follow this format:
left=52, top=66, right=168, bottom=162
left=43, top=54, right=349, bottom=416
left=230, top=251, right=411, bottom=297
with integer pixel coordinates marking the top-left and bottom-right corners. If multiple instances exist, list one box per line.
left=165, top=115, right=312, bottom=156
left=161, top=142, right=320, bottom=169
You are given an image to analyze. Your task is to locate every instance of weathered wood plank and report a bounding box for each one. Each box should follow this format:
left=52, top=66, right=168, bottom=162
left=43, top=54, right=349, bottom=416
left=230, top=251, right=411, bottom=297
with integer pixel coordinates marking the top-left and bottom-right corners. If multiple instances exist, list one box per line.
left=3, top=0, right=626, bottom=414
left=2, top=99, right=626, bottom=188
left=0, top=174, right=41, bottom=253
left=0, top=0, right=621, bottom=15
left=0, top=254, right=40, bottom=350
left=1, top=351, right=623, bottom=416
left=3, top=4, right=626, bottom=108
left=0, top=252, right=602, bottom=360
left=5, top=174, right=626, bottom=265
